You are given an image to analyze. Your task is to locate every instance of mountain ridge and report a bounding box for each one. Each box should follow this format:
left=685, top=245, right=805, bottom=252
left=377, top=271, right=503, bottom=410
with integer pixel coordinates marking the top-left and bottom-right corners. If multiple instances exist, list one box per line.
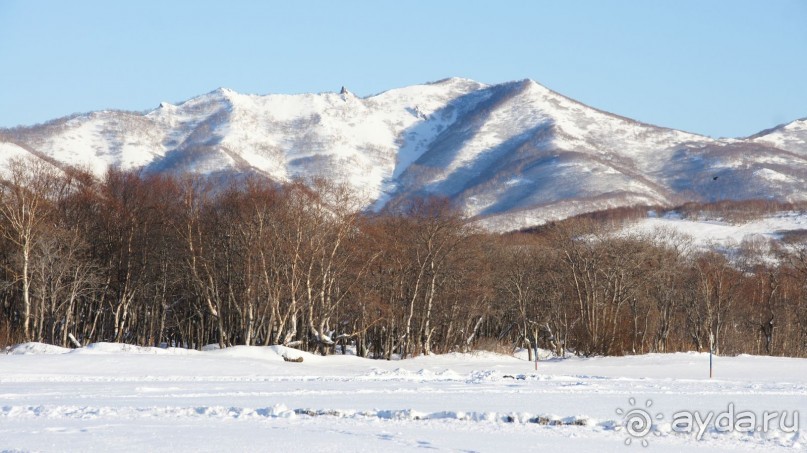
left=2, top=78, right=806, bottom=231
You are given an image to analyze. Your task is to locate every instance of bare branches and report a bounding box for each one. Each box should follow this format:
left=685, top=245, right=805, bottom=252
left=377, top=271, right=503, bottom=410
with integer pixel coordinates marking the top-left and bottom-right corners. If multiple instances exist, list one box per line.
left=1, top=165, right=807, bottom=358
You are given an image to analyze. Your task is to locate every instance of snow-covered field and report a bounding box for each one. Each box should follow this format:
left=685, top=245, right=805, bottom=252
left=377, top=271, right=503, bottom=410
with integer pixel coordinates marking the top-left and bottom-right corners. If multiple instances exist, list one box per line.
left=1, top=344, right=804, bottom=452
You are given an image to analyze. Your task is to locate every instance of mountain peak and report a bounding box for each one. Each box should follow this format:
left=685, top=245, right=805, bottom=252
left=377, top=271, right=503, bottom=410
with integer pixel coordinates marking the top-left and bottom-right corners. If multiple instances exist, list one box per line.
left=749, top=116, right=807, bottom=156
left=200, top=87, right=238, bottom=101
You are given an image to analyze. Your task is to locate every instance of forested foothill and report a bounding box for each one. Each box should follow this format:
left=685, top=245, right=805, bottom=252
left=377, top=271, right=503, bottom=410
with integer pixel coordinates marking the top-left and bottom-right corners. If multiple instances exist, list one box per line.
left=2, top=157, right=807, bottom=359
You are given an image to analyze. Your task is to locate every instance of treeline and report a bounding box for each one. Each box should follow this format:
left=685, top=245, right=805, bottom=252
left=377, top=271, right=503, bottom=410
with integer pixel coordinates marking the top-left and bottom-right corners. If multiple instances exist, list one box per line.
left=2, top=157, right=807, bottom=358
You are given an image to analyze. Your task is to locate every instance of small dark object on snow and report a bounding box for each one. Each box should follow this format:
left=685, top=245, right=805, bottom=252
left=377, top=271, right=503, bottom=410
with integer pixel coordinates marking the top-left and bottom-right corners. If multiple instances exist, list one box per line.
left=503, top=374, right=526, bottom=380
left=713, top=176, right=719, bottom=180
left=530, top=416, right=555, bottom=425
left=283, top=354, right=303, bottom=363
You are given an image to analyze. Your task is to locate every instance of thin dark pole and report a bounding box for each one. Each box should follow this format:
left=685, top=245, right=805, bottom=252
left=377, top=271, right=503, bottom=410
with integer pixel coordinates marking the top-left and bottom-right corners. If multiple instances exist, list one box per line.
left=709, top=332, right=714, bottom=379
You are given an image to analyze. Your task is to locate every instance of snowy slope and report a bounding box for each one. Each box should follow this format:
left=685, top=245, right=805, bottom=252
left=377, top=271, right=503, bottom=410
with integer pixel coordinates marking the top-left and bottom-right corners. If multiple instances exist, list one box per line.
left=0, top=141, right=36, bottom=169
left=752, top=118, right=807, bottom=155
left=620, top=211, right=807, bottom=252
left=1, top=344, right=804, bottom=452
left=0, top=140, right=64, bottom=179
left=3, top=78, right=807, bottom=231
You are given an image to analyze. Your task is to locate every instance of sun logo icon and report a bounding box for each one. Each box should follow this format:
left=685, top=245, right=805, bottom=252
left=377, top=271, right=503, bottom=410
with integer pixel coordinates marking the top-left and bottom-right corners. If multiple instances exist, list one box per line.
left=615, top=397, right=664, bottom=447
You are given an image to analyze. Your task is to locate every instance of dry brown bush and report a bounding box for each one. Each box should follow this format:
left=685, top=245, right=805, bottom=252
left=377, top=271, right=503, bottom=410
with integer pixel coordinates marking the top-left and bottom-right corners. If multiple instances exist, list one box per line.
left=472, top=337, right=515, bottom=355
left=672, top=199, right=797, bottom=224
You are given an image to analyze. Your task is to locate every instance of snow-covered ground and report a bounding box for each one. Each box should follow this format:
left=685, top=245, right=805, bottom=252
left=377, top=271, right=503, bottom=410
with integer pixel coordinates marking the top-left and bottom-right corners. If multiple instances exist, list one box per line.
left=621, top=211, right=807, bottom=251
left=1, top=343, right=804, bottom=452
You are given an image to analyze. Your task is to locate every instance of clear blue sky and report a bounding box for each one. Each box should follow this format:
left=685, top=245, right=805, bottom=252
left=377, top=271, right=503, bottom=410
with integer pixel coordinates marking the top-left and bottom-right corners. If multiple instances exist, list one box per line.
left=1, top=0, right=805, bottom=138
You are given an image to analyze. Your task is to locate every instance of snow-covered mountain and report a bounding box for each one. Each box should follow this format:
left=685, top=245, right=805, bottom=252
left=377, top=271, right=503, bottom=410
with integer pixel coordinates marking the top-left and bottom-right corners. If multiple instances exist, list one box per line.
left=2, top=78, right=806, bottom=231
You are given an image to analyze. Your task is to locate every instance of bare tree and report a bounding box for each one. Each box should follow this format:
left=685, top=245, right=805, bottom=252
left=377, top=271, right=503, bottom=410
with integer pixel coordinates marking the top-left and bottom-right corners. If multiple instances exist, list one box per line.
left=0, top=157, right=63, bottom=341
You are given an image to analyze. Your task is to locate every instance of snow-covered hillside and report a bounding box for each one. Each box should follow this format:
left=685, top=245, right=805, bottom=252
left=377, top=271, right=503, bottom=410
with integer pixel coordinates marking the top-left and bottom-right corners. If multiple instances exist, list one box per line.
left=1, top=344, right=804, bottom=452
left=2, top=78, right=807, bottom=231
left=620, top=211, right=807, bottom=252
left=752, top=118, right=807, bottom=155
left=0, top=141, right=35, bottom=174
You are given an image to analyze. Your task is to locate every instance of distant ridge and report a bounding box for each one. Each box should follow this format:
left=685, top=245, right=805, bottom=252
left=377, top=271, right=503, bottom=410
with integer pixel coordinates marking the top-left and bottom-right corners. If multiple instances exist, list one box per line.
left=3, top=78, right=807, bottom=231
